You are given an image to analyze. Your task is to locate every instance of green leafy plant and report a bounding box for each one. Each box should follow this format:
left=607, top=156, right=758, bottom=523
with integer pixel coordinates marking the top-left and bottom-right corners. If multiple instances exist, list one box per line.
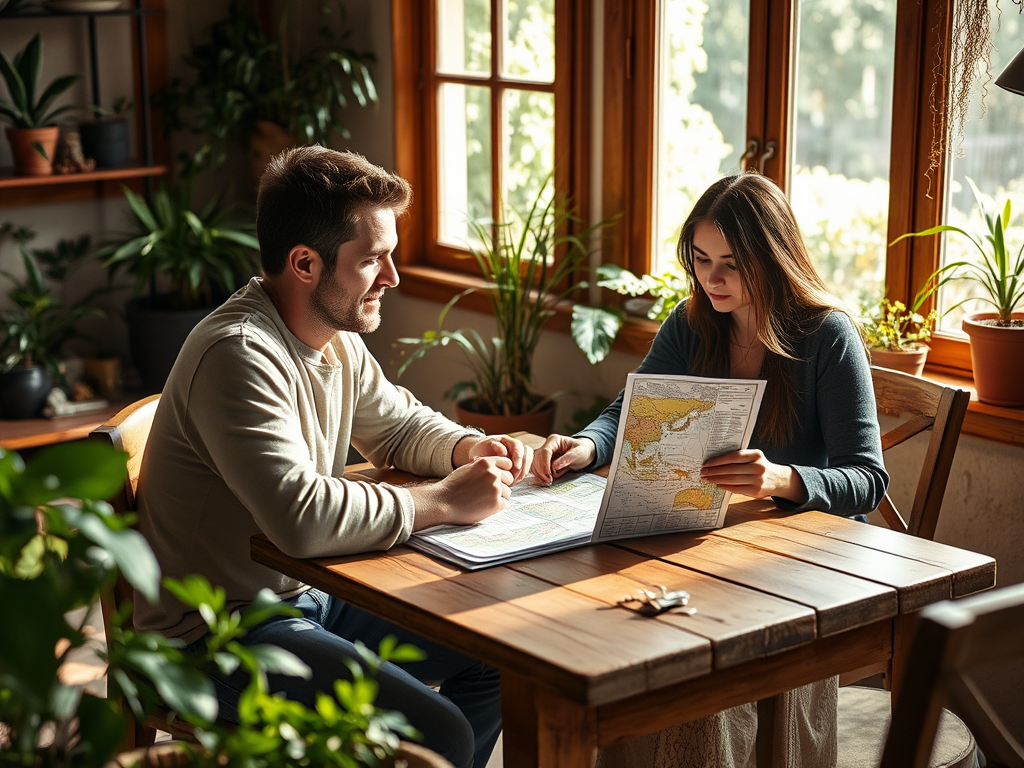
left=0, top=440, right=424, bottom=768
left=395, top=187, right=608, bottom=417
left=0, top=33, right=82, bottom=131
left=860, top=293, right=938, bottom=352
left=0, top=233, right=105, bottom=377
left=892, top=177, right=1024, bottom=326
left=569, top=263, right=690, bottom=364
left=96, top=152, right=260, bottom=310
left=165, top=0, right=377, bottom=163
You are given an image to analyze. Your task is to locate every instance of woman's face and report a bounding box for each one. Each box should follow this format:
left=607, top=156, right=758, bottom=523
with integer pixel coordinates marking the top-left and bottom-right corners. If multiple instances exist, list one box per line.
left=692, top=221, right=749, bottom=315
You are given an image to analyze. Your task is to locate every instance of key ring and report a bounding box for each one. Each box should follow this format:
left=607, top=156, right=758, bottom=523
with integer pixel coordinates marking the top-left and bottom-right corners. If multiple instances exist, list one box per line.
left=616, top=585, right=697, bottom=617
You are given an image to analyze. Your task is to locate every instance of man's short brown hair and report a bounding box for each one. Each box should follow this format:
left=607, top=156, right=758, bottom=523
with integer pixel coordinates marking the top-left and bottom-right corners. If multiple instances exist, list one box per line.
left=256, top=146, right=412, bottom=276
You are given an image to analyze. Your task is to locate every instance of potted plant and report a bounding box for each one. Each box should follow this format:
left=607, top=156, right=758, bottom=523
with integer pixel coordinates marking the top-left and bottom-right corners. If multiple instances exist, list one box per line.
left=860, top=292, right=939, bottom=376
left=79, top=96, right=132, bottom=169
left=95, top=151, right=260, bottom=392
left=0, top=440, right=438, bottom=768
left=164, top=0, right=377, bottom=181
left=0, top=33, right=83, bottom=176
left=0, top=229, right=105, bottom=418
left=893, top=177, right=1024, bottom=405
left=395, top=186, right=607, bottom=435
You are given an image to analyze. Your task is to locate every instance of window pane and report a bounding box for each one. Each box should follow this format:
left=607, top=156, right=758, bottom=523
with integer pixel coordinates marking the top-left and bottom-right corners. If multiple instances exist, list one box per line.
left=653, top=0, right=749, bottom=275
left=438, top=83, right=492, bottom=246
left=503, top=88, right=555, bottom=219
left=437, top=0, right=491, bottom=75
left=789, top=0, right=896, bottom=311
left=940, top=10, right=1024, bottom=331
left=501, top=0, right=555, bottom=83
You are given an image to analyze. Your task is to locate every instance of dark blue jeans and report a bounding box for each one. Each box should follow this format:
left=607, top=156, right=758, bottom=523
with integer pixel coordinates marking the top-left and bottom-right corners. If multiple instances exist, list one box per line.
left=190, top=588, right=501, bottom=768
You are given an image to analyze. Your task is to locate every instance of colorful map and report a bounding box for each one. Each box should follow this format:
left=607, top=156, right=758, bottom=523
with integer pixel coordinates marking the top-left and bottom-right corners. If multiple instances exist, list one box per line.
left=594, top=374, right=765, bottom=541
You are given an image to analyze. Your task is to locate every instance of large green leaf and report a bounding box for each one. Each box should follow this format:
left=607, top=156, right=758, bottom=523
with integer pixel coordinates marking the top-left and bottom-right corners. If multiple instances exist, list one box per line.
left=74, top=513, right=160, bottom=603
left=16, top=442, right=127, bottom=506
left=571, top=304, right=623, bottom=365
left=125, top=648, right=219, bottom=723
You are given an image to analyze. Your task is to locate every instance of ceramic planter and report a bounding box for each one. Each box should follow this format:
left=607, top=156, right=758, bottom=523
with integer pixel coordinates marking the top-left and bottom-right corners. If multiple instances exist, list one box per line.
left=869, top=345, right=929, bottom=377
left=125, top=297, right=216, bottom=393
left=5, top=126, right=59, bottom=176
left=0, top=365, right=53, bottom=419
left=79, top=117, right=129, bottom=168
left=455, top=397, right=556, bottom=437
left=962, top=312, right=1024, bottom=407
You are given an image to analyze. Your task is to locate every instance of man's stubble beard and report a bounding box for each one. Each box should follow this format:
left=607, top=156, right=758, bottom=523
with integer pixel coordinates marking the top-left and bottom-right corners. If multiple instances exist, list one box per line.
left=309, top=271, right=381, bottom=334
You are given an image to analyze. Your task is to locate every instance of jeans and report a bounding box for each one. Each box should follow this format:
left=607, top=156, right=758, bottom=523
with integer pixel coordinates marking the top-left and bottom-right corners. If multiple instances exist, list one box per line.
left=188, top=588, right=502, bottom=768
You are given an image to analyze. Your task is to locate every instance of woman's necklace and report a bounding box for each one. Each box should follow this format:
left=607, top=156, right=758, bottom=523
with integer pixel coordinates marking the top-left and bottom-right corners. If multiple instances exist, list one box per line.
left=730, top=331, right=764, bottom=373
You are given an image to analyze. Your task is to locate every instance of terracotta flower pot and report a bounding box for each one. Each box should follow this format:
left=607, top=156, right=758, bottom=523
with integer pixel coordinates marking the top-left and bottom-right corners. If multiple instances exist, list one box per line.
left=455, top=397, right=556, bottom=437
left=248, top=120, right=295, bottom=184
left=869, top=345, right=929, bottom=377
left=5, top=125, right=60, bottom=176
left=962, top=312, right=1024, bottom=407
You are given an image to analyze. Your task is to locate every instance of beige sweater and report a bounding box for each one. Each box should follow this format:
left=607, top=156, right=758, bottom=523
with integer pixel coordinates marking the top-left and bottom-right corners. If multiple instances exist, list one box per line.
left=135, top=278, right=474, bottom=642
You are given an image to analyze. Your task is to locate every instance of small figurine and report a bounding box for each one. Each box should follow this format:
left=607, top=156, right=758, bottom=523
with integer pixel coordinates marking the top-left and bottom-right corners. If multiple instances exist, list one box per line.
left=53, top=129, right=96, bottom=174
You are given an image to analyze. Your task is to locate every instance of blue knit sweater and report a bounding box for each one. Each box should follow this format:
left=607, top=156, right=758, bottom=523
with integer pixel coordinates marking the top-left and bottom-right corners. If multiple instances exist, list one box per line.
left=577, top=302, right=888, bottom=517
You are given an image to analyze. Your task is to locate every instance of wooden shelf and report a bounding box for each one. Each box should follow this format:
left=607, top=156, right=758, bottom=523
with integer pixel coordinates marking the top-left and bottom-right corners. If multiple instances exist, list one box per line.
left=0, top=164, right=167, bottom=188
left=0, top=165, right=168, bottom=207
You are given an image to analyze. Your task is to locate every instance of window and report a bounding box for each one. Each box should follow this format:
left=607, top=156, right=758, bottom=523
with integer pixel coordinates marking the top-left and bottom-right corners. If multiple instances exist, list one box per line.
left=393, top=0, right=587, bottom=277
left=395, top=0, right=1005, bottom=377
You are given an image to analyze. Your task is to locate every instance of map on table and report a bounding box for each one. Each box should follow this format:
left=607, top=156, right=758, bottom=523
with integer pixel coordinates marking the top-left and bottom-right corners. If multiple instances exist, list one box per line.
left=592, top=373, right=766, bottom=542
left=407, top=373, right=764, bottom=569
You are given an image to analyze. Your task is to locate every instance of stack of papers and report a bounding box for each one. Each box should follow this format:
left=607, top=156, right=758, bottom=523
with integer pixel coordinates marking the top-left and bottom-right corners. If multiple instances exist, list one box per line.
left=408, top=473, right=608, bottom=569
left=407, top=373, right=766, bottom=570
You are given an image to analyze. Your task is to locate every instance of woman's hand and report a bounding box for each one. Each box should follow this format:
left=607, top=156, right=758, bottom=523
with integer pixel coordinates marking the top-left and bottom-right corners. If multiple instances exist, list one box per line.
left=700, top=449, right=808, bottom=504
left=531, top=434, right=597, bottom=485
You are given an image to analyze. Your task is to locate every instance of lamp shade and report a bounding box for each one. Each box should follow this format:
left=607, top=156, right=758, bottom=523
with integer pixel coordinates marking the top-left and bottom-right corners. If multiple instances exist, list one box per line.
left=996, top=45, right=1024, bottom=96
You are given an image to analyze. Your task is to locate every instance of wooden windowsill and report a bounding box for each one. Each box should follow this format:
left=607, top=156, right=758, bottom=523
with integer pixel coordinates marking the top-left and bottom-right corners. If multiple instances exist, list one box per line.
left=398, top=265, right=1024, bottom=448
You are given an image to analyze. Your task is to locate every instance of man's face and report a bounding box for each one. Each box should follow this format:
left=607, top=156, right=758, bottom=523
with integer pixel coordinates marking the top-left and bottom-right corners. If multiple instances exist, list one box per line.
left=310, top=207, right=400, bottom=334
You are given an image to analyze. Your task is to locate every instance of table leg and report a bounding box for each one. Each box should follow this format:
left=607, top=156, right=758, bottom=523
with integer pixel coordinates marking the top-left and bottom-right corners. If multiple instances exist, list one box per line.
left=889, top=612, right=919, bottom=711
left=755, top=696, right=777, bottom=767
left=501, top=671, right=597, bottom=768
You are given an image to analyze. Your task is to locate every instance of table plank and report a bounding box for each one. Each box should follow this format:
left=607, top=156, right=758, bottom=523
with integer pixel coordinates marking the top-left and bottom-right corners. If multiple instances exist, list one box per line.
left=758, top=511, right=996, bottom=597
left=595, top=619, right=892, bottom=748
left=618, top=532, right=897, bottom=636
left=509, top=544, right=816, bottom=668
left=710, top=520, right=953, bottom=611
left=252, top=535, right=711, bottom=706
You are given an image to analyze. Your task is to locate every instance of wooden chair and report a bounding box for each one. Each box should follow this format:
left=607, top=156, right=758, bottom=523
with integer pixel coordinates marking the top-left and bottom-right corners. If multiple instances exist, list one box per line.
left=89, top=395, right=198, bottom=748
left=838, top=367, right=975, bottom=768
left=880, top=583, right=1024, bottom=768
left=868, top=366, right=971, bottom=541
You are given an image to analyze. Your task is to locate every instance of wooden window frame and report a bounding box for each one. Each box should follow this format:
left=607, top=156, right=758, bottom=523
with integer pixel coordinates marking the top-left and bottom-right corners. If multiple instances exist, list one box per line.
left=392, top=0, right=592, bottom=306
left=602, top=0, right=971, bottom=375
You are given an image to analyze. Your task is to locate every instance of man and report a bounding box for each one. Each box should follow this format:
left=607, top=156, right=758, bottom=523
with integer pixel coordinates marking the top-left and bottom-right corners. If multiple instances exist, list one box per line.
left=135, top=146, right=532, bottom=768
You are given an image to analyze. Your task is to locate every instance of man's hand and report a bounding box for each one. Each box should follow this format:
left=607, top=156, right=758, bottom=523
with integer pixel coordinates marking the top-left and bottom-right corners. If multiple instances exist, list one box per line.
left=409, top=456, right=515, bottom=530
left=531, top=434, right=597, bottom=485
left=700, top=449, right=808, bottom=504
left=453, top=433, right=533, bottom=485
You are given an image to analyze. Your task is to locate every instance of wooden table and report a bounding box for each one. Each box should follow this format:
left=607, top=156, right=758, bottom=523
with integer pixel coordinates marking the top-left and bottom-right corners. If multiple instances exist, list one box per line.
left=0, top=398, right=133, bottom=451
left=250, top=476, right=995, bottom=767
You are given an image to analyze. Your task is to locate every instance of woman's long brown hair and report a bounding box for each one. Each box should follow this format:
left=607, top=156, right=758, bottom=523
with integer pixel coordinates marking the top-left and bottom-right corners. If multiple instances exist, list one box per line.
left=677, top=172, right=853, bottom=446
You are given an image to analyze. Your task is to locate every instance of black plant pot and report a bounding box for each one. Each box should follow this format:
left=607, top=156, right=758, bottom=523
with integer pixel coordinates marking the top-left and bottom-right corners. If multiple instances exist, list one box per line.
left=79, top=117, right=129, bottom=168
left=0, top=366, right=53, bottom=419
left=126, top=297, right=216, bottom=393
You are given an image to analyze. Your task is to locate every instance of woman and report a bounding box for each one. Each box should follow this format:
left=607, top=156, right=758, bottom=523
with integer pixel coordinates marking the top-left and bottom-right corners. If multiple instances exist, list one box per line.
left=533, top=172, right=888, bottom=767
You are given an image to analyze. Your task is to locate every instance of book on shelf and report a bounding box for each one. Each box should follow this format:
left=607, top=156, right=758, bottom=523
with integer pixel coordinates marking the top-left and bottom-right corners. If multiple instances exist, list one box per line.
left=407, top=373, right=766, bottom=569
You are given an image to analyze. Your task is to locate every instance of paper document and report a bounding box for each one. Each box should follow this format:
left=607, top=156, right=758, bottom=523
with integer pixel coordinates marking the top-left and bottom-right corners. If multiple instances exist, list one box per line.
left=407, top=473, right=608, bottom=569
left=406, top=373, right=765, bottom=569
left=593, top=373, right=766, bottom=541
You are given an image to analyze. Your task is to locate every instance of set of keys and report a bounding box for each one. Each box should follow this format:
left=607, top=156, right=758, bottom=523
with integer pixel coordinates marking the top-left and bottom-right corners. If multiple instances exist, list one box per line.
left=616, top=585, right=696, bottom=617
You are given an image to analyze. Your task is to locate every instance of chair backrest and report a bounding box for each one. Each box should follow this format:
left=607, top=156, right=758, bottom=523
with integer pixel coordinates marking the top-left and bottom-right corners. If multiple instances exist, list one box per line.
left=89, top=395, right=160, bottom=630
left=880, top=583, right=1024, bottom=768
left=870, top=367, right=970, bottom=541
